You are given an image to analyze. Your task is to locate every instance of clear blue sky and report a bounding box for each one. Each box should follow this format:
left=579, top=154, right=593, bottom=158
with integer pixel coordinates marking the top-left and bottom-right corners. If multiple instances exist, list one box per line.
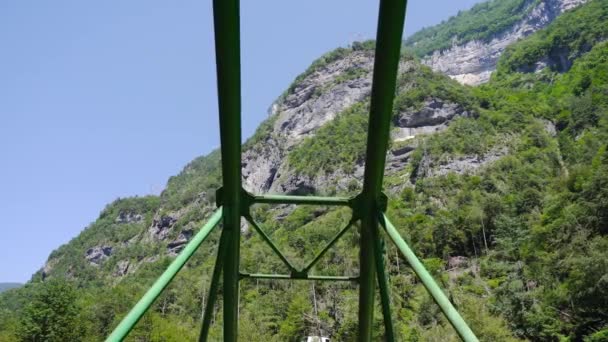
left=0, top=0, right=482, bottom=283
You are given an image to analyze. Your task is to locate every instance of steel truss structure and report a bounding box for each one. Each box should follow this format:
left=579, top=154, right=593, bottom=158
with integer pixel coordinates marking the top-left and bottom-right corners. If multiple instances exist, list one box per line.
left=106, top=0, right=479, bottom=341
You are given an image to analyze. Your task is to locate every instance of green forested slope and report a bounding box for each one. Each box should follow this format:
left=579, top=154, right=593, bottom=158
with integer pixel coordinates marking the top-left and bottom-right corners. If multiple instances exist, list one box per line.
left=0, top=284, right=21, bottom=293
left=495, top=0, right=608, bottom=74
left=404, top=0, right=536, bottom=57
left=1, top=1, right=608, bottom=341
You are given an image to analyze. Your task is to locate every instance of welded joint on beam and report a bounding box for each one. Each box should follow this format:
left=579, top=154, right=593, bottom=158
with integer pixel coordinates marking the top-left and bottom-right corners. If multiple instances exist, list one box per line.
left=348, top=192, right=388, bottom=219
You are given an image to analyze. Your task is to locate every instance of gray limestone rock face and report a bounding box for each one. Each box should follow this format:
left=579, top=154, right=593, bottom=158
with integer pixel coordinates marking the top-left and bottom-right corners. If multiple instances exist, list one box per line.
left=242, top=51, right=375, bottom=194
left=147, top=215, right=177, bottom=241
left=115, top=211, right=143, bottom=224
left=396, top=99, right=464, bottom=127
left=420, top=0, right=588, bottom=85
left=167, top=228, right=193, bottom=256
left=386, top=144, right=416, bottom=174
left=85, top=245, right=113, bottom=265
left=114, top=260, right=130, bottom=277
left=244, top=58, right=475, bottom=197
left=392, top=98, right=470, bottom=142
left=415, top=147, right=509, bottom=180
left=448, top=256, right=469, bottom=270
left=41, top=259, right=57, bottom=280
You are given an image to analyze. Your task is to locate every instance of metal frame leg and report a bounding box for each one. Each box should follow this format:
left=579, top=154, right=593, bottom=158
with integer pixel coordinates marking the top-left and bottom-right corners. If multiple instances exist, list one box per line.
left=199, top=229, right=229, bottom=342
left=373, top=223, right=395, bottom=341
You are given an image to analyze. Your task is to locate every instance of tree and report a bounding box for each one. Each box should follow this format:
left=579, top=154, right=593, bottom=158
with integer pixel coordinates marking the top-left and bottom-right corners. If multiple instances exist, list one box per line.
left=17, top=280, right=83, bottom=342
left=279, top=292, right=312, bottom=342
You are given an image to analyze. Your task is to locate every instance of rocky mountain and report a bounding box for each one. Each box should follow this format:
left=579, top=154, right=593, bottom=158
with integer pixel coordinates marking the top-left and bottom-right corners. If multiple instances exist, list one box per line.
left=1, top=0, right=607, bottom=341
left=406, top=0, right=588, bottom=85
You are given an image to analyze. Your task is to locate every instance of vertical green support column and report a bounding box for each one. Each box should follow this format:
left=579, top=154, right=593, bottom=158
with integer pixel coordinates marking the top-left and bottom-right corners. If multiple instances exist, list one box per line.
left=198, top=229, right=228, bottom=342
left=358, top=0, right=408, bottom=340
left=211, top=0, right=242, bottom=341
left=373, top=232, right=395, bottom=341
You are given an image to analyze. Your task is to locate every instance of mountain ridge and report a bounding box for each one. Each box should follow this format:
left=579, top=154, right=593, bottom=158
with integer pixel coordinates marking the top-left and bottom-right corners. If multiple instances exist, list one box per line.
left=1, top=0, right=607, bottom=340
left=407, top=0, right=588, bottom=84
left=0, top=283, right=22, bottom=294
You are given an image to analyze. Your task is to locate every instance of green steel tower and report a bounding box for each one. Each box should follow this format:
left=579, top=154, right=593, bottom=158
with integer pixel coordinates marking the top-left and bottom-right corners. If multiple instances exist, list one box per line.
left=106, top=1, right=479, bottom=341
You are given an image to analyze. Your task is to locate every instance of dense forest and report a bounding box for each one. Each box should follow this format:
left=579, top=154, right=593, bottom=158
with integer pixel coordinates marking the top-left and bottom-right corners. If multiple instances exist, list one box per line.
left=1, top=0, right=607, bottom=341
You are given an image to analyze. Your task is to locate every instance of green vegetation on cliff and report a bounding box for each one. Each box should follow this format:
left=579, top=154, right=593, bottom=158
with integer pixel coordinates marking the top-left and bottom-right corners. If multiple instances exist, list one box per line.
left=405, top=0, right=535, bottom=57
left=288, top=102, right=369, bottom=176
left=1, top=1, right=607, bottom=341
left=496, top=0, right=608, bottom=75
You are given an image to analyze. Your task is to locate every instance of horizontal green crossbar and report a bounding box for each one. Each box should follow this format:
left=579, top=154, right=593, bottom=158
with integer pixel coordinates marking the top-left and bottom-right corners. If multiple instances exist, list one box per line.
left=251, top=194, right=352, bottom=206
left=106, top=208, right=223, bottom=342
left=239, top=272, right=359, bottom=282
left=378, top=212, right=479, bottom=342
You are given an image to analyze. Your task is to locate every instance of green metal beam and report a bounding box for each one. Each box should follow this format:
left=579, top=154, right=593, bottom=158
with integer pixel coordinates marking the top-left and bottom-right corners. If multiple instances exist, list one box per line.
left=358, top=0, right=408, bottom=339
left=243, top=214, right=297, bottom=273
left=373, top=228, right=395, bottom=341
left=379, top=213, right=479, bottom=342
left=252, top=194, right=352, bottom=206
left=211, top=0, right=242, bottom=340
left=198, top=228, right=229, bottom=342
left=106, top=208, right=223, bottom=342
left=301, top=217, right=358, bottom=273
left=239, top=273, right=359, bottom=282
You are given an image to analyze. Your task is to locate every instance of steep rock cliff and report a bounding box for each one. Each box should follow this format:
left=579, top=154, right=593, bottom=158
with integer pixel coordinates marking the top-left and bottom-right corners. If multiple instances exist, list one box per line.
left=412, top=0, right=587, bottom=85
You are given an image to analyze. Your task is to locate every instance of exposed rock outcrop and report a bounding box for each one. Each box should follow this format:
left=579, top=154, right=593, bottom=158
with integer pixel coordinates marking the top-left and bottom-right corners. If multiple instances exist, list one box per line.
left=114, top=260, right=130, bottom=277
left=416, top=147, right=509, bottom=179
left=167, top=227, right=194, bottom=255
left=421, top=0, right=587, bottom=85
left=386, top=144, right=416, bottom=174
left=85, top=245, right=113, bottom=266
left=447, top=256, right=469, bottom=270
left=243, top=56, right=476, bottom=197
left=392, top=98, right=470, bottom=141
left=115, top=211, right=143, bottom=224
left=148, top=215, right=177, bottom=241
left=41, top=259, right=57, bottom=280
left=242, top=51, right=375, bottom=194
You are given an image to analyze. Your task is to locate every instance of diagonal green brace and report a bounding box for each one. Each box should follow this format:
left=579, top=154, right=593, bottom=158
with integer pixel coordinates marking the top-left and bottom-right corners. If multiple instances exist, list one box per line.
left=243, top=214, right=297, bottom=273
left=301, top=216, right=358, bottom=273
left=106, top=208, right=223, bottom=342
left=379, top=212, right=479, bottom=342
